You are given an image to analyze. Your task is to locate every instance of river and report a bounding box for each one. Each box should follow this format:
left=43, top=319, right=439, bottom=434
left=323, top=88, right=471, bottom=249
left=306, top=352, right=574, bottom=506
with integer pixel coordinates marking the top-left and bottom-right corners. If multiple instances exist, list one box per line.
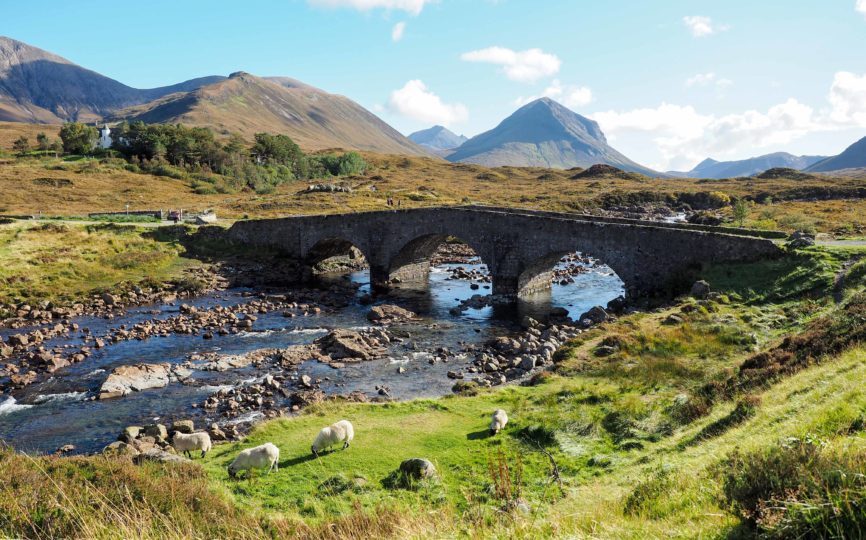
left=0, top=258, right=623, bottom=454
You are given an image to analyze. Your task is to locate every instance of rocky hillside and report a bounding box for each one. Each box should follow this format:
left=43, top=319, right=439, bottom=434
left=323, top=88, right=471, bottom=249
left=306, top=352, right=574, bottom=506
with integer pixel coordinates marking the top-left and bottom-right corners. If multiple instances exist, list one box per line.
left=446, top=98, right=658, bottom=175
left=670, top=152, right=827, bottom=179
left=113, top=72, right=429, bottom=155
left=408, top=125, right=467, bottom=155
left=807, top=135, right=866, bottom=172
left=0, top=36, right=224, bottom=123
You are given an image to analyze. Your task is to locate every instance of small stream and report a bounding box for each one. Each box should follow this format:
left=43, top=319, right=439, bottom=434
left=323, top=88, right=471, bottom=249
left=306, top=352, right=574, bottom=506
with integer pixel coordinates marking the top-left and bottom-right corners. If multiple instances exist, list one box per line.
left=0, top=260, right=623, bottom=454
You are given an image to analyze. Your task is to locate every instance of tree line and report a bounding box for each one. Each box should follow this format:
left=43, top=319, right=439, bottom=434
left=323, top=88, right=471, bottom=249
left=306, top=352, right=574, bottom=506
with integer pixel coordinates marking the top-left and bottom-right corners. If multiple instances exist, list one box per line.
left=11, top=122, right=367, bottom=194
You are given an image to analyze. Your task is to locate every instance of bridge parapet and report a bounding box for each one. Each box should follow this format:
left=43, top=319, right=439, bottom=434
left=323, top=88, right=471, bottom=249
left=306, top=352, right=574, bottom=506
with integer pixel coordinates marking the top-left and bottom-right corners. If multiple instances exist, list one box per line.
left=227, top=207, right=782, bottom=299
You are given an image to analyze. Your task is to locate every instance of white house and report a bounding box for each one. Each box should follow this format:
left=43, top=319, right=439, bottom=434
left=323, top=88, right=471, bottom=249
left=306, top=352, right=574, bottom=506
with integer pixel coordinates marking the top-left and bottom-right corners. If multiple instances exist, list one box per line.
left=98, top=125, right=112, bottom=149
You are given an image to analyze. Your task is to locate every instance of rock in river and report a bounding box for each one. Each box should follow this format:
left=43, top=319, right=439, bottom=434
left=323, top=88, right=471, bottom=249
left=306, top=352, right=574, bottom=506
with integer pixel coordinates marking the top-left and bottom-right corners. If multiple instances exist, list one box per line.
left=99, top=363, right=184, bottom=400
left=367, top=304, right=417, bottom=324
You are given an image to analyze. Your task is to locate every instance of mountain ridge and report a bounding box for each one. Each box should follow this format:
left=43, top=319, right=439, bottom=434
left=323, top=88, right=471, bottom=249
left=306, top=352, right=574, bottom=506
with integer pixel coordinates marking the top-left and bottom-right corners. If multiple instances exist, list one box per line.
left=0, top=36, right=225, bottom=123
left=668, top=152, right=827, bottom=179
left=111, top=71, right=430, bottom=155
left=806, top=135, right=866, bottom=172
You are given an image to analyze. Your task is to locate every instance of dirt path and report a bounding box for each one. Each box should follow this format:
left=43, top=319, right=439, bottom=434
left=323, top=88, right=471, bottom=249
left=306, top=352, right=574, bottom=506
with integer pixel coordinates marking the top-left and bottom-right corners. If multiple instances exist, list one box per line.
left=834, top=254, right=865, bottom=303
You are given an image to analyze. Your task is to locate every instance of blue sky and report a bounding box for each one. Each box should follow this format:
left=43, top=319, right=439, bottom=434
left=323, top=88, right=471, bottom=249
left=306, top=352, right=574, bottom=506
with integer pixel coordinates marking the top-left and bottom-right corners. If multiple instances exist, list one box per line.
left=3, top=0, right=866, bottom=170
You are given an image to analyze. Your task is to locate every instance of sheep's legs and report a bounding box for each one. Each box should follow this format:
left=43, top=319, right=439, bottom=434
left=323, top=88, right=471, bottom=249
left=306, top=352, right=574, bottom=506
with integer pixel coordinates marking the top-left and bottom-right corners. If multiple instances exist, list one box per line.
left=201, top=450, right=207, bottom=458
left=343, top=441, right=350, bottom=450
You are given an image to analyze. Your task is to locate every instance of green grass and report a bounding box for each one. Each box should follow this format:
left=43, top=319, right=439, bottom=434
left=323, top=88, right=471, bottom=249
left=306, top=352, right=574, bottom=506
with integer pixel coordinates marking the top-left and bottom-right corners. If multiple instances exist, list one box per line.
left=0, top=222, right=199, bottom=306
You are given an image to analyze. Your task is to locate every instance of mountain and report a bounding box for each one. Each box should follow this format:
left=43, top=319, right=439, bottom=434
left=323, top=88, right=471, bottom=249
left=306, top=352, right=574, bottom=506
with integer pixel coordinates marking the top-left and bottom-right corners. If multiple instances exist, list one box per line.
left=0, top=36, right=224, bottom=123
left=408, top=125, right=468, bottom=155
left=112, top=71, right=429, bottom=155
left=806, top=135, right=866, bottom=172
left=668, top=152, right=827, bottom=179
left=445, top=98, right=658, bottom=175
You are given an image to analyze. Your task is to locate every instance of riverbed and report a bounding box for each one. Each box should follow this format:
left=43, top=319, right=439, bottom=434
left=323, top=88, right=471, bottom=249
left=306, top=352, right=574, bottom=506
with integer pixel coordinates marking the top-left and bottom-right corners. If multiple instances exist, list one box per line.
left=0, top=259, right=623, bottom=454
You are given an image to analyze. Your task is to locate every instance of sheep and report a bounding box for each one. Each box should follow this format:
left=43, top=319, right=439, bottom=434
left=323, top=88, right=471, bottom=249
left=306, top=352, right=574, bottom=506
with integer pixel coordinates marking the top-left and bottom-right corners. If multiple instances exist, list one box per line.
left=490, top=409, right=508, bottom=435
left=227, top=442, right=280, bottom=478
left=311, top=419, right=354, bottom=457
left=171, top=431, right=212, bottom=459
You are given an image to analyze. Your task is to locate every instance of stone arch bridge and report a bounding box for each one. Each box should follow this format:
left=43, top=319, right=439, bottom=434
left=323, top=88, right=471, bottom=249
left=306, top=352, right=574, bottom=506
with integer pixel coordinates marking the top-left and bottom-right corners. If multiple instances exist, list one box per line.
left=227, top=206, right=782, bottom=299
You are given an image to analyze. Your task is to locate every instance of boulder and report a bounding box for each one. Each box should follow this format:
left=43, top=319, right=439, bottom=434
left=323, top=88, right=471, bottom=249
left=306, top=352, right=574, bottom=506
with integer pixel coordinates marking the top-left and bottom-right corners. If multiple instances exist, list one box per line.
left=367, top=304, right=416, bottom=324
left=120, top=426, right=142, bottom=443
left=316, top=330, right=384, bottom=362
left=98, top=363, right=172, bottom=400
left=171, top=420, right=194, bottom=434
left=787, top=231, right=816, bottom=249
left=690, top=280, right=711, bottom=299
left=143, top=423, right=168, bottom=442
left=580, top=306, right=609, bottom=325
left=398, top=458, right=437, bottom=481
left=7, top=334, right=28, bottom=347
left=133, top=448, right=189, bottom=465
left=103, top=441, right=139, bottom=458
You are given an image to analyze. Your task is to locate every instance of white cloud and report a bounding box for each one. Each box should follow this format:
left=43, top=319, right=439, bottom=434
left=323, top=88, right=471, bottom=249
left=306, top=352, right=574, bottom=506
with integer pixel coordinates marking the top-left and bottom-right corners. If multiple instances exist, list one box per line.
left=387, top=80, right=468, bottom=126
left=307, top=0, right=434, bottom=15
left=460, top=46, right=561, bottom=83
left=685, top=72, right=733, bottom=91
left=683, top=15, right=729, bottom=37
left=593, top=99, right=817, bottom=170
left=391, top=21, right=406, bottom=41
left=515, top=79, right=593, bottom=109
left=828, top=71, right=866, bottom=127
left=858, top=0, right=866, bottom=17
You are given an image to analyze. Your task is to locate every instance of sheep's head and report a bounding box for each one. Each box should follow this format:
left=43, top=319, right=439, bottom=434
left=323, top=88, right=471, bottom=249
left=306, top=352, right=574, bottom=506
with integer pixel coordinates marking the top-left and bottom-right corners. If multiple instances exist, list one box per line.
left=228, top=465, right=237, bottom=478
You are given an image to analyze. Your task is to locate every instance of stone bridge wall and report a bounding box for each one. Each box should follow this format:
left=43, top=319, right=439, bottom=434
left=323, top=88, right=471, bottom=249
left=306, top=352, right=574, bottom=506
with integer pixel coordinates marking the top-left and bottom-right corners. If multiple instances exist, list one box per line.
left=227, top=207, right=782, bottom=298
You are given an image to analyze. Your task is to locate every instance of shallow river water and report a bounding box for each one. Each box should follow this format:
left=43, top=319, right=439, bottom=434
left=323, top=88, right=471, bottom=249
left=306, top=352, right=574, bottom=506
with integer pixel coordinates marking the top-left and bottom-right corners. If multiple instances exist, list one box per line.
left=0, top=261, right=623, bottom=454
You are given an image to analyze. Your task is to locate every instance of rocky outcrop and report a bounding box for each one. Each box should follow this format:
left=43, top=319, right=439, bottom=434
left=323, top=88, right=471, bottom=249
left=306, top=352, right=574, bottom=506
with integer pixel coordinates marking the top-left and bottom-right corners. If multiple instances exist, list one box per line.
left=367, top=304, right=416, bottom=324
left=98, top=363, right=189, bottom=400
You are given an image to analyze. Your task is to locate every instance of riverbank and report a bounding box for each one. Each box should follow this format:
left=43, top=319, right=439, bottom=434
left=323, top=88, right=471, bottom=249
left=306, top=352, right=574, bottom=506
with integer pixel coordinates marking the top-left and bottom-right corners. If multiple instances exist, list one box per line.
left=1, top=245, right=865, bottom=539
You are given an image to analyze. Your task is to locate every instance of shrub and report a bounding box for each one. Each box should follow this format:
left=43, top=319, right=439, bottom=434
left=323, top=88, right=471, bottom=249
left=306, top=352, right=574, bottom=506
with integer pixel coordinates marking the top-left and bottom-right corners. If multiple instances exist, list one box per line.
left=720, top=439, right=866, bottom=538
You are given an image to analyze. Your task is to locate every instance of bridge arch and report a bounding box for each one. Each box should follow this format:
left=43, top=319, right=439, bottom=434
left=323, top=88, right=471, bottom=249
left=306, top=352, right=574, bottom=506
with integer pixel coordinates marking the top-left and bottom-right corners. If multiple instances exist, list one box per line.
left=385, top=234, right=492, bottom=286
left=303, top=237, right=372, bottom=280
left=516, top=250, right=625, bottom=298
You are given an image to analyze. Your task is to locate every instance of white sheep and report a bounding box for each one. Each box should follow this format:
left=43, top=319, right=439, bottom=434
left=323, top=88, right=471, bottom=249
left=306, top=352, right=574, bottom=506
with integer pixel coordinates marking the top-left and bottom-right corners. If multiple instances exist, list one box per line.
left=227, top=442, right=280, bottom=478
left=171, top=431, right=212, bottom=459
left=311, top=419, right=354, bottom=456
left=490, top=409, right=508, bottom=435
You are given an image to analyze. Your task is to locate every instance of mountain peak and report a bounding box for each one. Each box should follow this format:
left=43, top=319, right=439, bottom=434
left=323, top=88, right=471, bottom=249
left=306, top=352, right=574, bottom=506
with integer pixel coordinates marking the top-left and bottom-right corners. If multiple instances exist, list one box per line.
left=446, top=97, right=656, bottom=175
left=408, top=125, right=467, bottom=153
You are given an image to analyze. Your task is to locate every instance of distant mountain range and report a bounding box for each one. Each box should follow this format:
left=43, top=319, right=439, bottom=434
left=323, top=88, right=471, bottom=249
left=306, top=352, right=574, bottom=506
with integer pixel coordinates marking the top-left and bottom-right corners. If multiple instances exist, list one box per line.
left=445, top=98, right=658, bottom=175
left=668, top=152, right=828, bottom=179
left=806, top=135, right=866, bottom=173
left=408, top=125, right=467, bottom=156
left=0, top=36, right=427, bottom=155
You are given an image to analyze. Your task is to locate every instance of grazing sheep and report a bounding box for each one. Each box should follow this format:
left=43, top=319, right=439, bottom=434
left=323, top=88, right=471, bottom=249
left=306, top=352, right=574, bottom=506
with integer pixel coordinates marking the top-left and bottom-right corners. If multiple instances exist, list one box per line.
left=311, top=420, right=354, bottom=456
left=171, top=431, right=212, bottom=459
left=490, top=409, right=508, bottom=435
left=227, top=442, right=280, bottom=478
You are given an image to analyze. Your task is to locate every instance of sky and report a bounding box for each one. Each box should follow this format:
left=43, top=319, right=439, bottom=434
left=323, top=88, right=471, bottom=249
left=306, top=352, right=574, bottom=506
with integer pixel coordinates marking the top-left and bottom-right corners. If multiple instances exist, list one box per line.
left=3, top=0, right=866, bottom=171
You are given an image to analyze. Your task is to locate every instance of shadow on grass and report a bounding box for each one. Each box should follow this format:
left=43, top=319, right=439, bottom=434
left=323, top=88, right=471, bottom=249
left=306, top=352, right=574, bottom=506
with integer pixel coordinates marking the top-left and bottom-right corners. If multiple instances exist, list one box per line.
left=466, top=429, right=492, bottom=440
left=281, top=453, right=319, bottom=467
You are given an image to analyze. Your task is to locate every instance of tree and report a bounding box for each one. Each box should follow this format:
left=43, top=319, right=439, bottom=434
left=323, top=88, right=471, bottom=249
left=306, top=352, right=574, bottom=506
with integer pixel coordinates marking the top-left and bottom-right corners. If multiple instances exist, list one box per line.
left=59, top=122, right=98, bottom=154
left=12, top=136, right=30, bottom=155
left=36, top=132, right=50, bottom=151
left=732, top=199, right=750, bottom=227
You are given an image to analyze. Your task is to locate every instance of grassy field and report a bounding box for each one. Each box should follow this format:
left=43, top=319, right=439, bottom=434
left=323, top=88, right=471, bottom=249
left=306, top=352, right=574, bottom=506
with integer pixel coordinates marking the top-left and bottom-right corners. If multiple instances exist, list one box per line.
left=0, top=221, right=201, bottom=306
left=1, top=149, right=865, bottom=234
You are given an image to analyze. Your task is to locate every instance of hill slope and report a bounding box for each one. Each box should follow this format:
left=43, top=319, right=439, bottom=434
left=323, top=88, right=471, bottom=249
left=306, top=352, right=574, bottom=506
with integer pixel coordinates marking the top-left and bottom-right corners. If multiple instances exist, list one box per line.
left=408, top=125, right=467, bottom=154
left=113, top=72, right=429, bottom=155
left=446, top=98, right=658, bottom=175
left=0, top=36, right=224, bottom=123
left=670, top=152, right=827, bottom=179
left=806, top=135, right=866, bottom=172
